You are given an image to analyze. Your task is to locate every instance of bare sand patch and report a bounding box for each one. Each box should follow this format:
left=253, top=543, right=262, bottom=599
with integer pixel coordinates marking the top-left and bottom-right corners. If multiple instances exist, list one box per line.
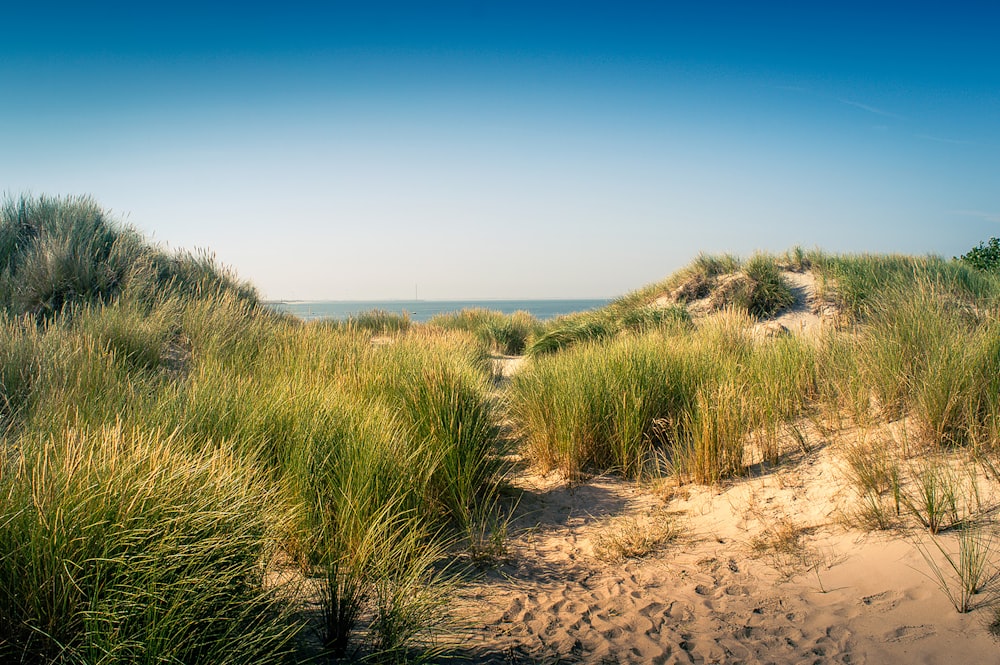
left=449, top=439, right=1000, bottom=664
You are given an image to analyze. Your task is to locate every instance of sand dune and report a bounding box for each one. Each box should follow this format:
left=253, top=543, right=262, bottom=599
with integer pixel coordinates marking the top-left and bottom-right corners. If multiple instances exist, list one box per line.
left=443, top=269, right=1000, bottom=663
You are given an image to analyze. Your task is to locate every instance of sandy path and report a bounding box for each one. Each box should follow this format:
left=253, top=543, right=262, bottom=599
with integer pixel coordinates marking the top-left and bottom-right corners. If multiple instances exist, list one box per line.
left=449, top=444, right=1000, bottom=664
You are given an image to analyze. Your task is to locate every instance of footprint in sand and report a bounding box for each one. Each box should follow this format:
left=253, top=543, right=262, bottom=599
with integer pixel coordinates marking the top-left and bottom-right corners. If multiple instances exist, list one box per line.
left=502, top=597, right=524, bottom=622
left=665, top=600, right=695, bottom=621
left=860, top=590, right=901, bottom=612
left=884, top=624, right=936, bottom=642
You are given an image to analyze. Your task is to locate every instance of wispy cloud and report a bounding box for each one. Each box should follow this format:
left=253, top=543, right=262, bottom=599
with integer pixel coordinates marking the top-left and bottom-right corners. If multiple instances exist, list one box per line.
left=917, top=134, right=975, bottom=145
left=950, top=209, right=1000, bottom=224
left=838, top=98, right=906, bottom=120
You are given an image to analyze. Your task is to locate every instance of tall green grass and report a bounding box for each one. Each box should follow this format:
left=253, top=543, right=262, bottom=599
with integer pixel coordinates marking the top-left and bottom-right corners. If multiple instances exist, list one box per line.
left=0, top=297, right=505, bottom=659
left=837, top=280, right=1000, bottom=447
left=429, top=308, right=541, bottom=355
left=345, top=308, right=412, bottom=334
left=511, top=309, right=817, bottom=483
left=0, top=194, right=258, bottom=322
left=11, top=194, right=1000, bottom=659
left=526, top=305, right=690, bottom=356
left=0, top=195, right=508, bottom=661
left=810, top=253, right=999, bottom=321
left=0, top=426, right=297, bottom=664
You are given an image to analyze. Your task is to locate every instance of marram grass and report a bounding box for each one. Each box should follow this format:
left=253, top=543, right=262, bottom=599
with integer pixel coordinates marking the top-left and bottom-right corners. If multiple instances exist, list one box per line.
left=510, top=309, right=816, bottom=483
left=429, top=307, right=541, bottom=355
left=0, top=425, right=298, bottom=664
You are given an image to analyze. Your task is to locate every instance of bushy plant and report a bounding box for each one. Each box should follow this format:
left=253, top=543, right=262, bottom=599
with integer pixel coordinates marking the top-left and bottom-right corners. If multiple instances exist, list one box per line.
left=0, top=195, right=148, bottom=319
left=958, top=237, right=1000, bottom=273
left=149, top=248, right=259, bottom=304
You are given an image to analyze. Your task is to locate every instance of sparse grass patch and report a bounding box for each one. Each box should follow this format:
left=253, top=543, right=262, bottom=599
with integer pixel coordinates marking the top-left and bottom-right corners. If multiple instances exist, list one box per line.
left=840, top=433, right=903, bottom=529
left=749, top=517, right=817, bottom=574
left=915, top=524, right=996, bottom=613
left=902, top=457, right=960, bottom=534
left=777, top=246, right=814, bottom=272
left=614, top=252, right=742, bottom=311
left=593, top=510, right=679, bottom=563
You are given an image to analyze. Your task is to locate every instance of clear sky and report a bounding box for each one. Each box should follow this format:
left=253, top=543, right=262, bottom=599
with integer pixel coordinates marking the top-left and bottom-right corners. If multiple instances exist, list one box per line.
left=3, top=2, right=998, bottom=300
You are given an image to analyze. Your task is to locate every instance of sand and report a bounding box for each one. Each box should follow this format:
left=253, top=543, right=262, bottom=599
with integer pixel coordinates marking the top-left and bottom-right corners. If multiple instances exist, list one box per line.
left=448, top=439, right=1000, bottom=664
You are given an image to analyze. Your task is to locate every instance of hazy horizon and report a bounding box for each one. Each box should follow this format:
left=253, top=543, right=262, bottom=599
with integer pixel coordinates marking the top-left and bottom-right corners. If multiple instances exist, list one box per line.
left=3, top=2, right=998, bottom=300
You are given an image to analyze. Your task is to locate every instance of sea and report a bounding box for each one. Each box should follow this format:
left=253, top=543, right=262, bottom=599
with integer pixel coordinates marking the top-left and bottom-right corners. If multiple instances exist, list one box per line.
left=268, top=299, right=611, bottom=323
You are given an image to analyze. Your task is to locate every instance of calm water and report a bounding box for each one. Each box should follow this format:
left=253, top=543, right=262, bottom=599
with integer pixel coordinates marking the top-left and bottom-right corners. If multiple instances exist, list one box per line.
left=268, top=299, right=610, bottom=323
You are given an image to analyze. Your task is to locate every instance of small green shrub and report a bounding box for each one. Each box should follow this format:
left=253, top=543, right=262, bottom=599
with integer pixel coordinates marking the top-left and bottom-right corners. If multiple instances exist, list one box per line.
left=957, top=237, right=1000, bottom=273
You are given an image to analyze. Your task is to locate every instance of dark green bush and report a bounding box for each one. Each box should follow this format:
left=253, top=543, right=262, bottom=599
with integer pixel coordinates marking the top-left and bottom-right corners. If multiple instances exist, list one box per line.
left=958, top=238, right=1000, bottom=273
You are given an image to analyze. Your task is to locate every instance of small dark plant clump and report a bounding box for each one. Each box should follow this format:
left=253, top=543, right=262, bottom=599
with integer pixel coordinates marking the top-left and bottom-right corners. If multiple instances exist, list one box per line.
left=736, top=255, right=796, bottom=318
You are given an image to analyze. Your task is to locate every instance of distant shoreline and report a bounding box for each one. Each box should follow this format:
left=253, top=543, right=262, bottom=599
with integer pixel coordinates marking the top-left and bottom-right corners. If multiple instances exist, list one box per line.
left=264, top=297, right=610, bottom=304
left=267, top=298, right=611, bottom=323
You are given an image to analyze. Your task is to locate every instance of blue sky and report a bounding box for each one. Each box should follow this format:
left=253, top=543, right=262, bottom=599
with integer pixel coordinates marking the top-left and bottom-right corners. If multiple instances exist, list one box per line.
left=3, top=2, right=998, bottom=299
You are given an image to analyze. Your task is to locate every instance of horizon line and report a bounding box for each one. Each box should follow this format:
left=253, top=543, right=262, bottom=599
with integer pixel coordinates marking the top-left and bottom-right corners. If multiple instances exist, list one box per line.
left=265, top=296, right=615, bottom=305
